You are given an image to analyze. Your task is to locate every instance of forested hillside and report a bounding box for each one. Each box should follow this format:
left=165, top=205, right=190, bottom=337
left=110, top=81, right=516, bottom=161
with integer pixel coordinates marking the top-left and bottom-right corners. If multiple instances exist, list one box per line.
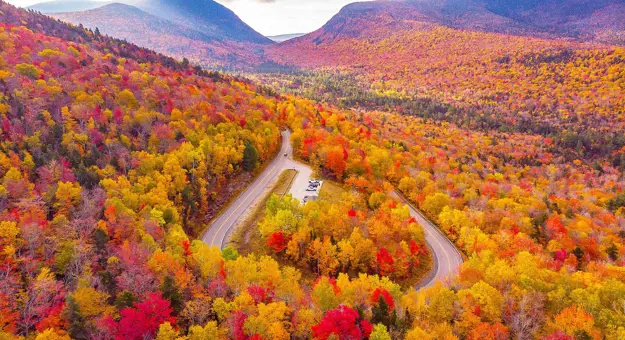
left=1, top=1, right=625, bottom=339
left=0, top=4, right=428, bottom=339
left=481, top=0, right=625, bottom=44
left=53, top=3, right=265, bottom=69
left=49, top=0, right=273, bottom=69
left=0, top=1, right=215, bottom=75
left=265, top=9, right=625, bottom=162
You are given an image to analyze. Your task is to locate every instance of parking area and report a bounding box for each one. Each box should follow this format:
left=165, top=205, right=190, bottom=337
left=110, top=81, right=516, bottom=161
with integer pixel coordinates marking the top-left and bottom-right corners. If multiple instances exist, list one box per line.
left=301, top=179, right=322, bottom=203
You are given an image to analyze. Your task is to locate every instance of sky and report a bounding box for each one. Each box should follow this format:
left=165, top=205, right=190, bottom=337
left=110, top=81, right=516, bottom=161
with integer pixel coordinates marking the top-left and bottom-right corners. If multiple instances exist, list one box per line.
left=6, top=0, right=366, bottom=36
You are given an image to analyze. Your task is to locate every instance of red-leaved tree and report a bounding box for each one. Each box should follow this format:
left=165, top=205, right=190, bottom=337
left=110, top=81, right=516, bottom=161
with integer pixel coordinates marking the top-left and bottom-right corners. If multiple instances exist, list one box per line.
left=371, top=288, right=394, bottom=312
left=108, top=292, right=175, bottom=340
left=376, top=248, right=395, bottom=277
left=312, top=305, right=372, bottom=340
left=267, top=232, right=290, bottom=253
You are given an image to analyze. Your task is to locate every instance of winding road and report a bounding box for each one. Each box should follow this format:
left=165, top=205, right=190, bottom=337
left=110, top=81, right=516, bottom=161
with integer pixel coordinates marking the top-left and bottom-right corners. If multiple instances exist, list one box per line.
left=201, top=130, right=463, bottom=288
left=392, top=192, right=464, bottom=288
left=201, top=131, right=310, bottom=248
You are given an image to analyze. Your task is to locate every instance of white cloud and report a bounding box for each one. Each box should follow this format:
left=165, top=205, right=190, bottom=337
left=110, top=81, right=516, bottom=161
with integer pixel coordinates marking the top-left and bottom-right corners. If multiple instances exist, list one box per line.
left=7, top=0, right=111, bottom=7
left=214, top=0, right=368, bottom=36
left=6, top=0, right=48, bottom=6
left=6, top=0, right=369, bottom=36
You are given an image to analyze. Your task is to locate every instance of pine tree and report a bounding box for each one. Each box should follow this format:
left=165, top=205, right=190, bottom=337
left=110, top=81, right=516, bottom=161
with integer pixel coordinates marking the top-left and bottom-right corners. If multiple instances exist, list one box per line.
left=573, top=246, right=584, bottom=270
left=115, top=291, right=137, bottom=310
left=93, top=228, right=109, bottom=260
left=64, top=297, right=87, bottom=339
left=607, top=243, right=618, bottom=261
left=243, top=141, right=259, bottom=172
left=161, top=276, right=183, bottom=314
left=372, top=295, right=390, bottom=326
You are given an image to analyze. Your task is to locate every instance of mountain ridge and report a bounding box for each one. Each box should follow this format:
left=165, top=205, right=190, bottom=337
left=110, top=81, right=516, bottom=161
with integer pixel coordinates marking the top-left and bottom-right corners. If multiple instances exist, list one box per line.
left=34, top=0, right=272, bottom=45
left=28, top=0, right=111, bottom=13
left=282, top=0, right=625, bottom=46
left=51, top=1, right=270, bottom=69
left=54, top=3, right=217, bottom=43
left=133, top=0, right=272, bottom=44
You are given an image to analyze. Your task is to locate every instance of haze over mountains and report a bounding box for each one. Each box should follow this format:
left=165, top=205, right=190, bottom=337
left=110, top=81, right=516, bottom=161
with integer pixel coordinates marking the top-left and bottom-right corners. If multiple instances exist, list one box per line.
left=28, top=0, right=111, bottom=13
left=481, top=0, right=625, bottom=43
left=283, top=0, right=625, bottom=45
left=53, top=3, right=239, bottom=67
left=54, top=3, right=216, bottom=43
left=30, top=0, right=625, bottom=69
left=132, top=0, right=271, bottom=44
left=47, top=0, right=270, bottom=68
left=33, top=0, right=270, bottom=43
left=268, top=33, right=306, bottom=43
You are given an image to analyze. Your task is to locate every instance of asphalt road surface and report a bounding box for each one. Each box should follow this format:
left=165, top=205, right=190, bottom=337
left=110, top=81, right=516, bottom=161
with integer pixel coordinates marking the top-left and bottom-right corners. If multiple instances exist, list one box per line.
left=202, top=130, right=463, bottom=288
left=201, top=130, right=310, bottom=248
left=392, top=192, right=464, bottom=288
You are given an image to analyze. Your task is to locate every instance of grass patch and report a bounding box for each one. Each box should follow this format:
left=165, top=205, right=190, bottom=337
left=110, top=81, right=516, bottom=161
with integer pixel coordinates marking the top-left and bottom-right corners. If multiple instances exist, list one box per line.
left=229, top=169, right=297, bottom=257
left=318, top=180, right=346, bottom=202
left=274, top=169, right=297, bottom=196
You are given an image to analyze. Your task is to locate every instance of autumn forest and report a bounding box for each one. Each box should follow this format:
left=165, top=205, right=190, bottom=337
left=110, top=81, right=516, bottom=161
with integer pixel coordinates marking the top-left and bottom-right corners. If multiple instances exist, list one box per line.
left=1, top=0, right=625, bottom=339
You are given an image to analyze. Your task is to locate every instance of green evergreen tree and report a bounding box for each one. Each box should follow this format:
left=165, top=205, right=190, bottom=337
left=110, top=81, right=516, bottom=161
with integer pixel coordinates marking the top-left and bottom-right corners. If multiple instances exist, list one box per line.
left=372, top=296, right=390, bottom=326
left=575, top=330, right=592, bottom=340
left=573, top=246, right=584, bottom=270
left=115, top=291, right=137, bottom=310
left=607, top=243, right=618, bottom=261
left=63, top=297, right=87, bottom=339
left=243, top=141, right=259, bottom=172
left=161, top=276, right=183, bottom=314
left=93, top=228, right=109, bottom=256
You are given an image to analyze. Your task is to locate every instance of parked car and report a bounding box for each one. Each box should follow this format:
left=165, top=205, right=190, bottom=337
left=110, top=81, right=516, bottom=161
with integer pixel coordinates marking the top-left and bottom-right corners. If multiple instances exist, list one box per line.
left=303, top=195, right=318, bottom=204
left=306, top=187, right=317, bottom=192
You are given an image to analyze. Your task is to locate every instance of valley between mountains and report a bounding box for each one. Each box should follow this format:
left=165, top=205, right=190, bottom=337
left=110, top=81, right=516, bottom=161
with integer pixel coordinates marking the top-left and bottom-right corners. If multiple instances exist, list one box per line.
left=1, top=0, right=625, bottom=339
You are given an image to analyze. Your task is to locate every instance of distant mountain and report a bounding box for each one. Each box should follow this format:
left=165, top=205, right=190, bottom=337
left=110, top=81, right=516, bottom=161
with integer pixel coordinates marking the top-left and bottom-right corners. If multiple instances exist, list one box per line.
left=31, top=0, right=272, bottom=45
left=265, top=0, right=525, bottom=70
left=28, top=0, right=111, bottom=13
left=133, top=0, right=272, bottom=44
left=280, top=0, right=531, bottom=46
left=264, top=0, right=625, bottom=151
left=53, top=3, right=266, bottom=68
left=268, top=33, right=306, bottom=43
left=276, top=0, right=625, bottom=45
left=483, top=0, right=617, bottom=20
left=55, top=3, right=215, bottom=43
left=481, top=0, right=625, bottom=44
